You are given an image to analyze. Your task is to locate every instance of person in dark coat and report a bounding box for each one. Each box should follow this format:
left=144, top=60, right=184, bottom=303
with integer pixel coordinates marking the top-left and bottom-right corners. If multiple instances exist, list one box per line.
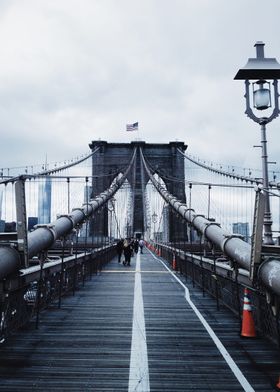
left=130, top=238, right=135, bottom=257
left=134, top=239, right=139, bottom=254
left=123, top=239, right=133, bottom=266
left=116, top=239, right=124, bottom=263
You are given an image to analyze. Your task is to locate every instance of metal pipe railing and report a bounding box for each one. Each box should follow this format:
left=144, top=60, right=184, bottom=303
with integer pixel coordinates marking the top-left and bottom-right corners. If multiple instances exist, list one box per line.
left=141, top=148, right=280, bottom=296
left=0, top=149, right=136, bottom=279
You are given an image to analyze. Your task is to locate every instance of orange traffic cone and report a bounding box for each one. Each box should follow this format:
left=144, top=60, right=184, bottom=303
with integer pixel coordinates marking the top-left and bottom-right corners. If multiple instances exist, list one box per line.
left=172, top=254, right=176, bottom=270
left=241, top=288, right=256, bottom=338
left=276, top=376, right=280, bottom=390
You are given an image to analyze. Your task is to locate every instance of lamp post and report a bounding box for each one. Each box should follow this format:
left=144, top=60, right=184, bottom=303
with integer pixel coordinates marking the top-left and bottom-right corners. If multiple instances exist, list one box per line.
left=234, top=42, right=280, bottom=245
left=152, top=212, right=158, bottom=241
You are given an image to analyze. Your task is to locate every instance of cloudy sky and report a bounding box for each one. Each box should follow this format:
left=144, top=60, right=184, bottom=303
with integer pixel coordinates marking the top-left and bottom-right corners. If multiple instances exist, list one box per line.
left=0, top=0, right=280, bottom=172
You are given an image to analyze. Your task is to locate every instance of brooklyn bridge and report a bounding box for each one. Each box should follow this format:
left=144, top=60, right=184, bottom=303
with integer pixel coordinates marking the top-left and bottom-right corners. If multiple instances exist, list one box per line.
left=0, top=136, right=280, bottom=391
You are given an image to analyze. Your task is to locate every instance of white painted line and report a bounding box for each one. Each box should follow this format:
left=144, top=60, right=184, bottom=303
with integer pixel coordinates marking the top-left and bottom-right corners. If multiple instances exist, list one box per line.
left=128, top=252, right=150, bottom=392
left=148, top=250, right=255, bottom=392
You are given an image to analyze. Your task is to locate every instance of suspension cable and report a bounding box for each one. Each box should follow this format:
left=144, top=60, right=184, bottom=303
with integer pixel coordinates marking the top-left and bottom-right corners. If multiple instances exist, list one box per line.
left=178, top=148, right=260, bottom=183
left=0, top=147, right=100, bottom=185
left=141, top=151, right=255, bottom=189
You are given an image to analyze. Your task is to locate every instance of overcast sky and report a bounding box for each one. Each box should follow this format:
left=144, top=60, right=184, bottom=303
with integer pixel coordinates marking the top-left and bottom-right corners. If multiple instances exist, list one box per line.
left=0, top=0, right=280, bottom=173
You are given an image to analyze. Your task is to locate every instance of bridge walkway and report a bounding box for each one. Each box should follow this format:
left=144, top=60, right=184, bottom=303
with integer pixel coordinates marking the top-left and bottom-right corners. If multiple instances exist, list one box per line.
left=0, top=248, right=278, bottom=391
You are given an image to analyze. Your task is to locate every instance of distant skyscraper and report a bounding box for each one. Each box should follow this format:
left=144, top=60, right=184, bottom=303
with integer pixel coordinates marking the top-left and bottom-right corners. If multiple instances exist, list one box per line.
left=0, top=189, right=3, bottom=220
left=232, top=222, right=250, bottom=243
left=28, top=217, right=38, bottom=231
left=80, top=185, right=93, bottom=238
left=0, top=220, right=5, bottom=232
left=163, top=206, right=169, bottom=243
left=38, top=177, right=52, bottom=224
left=84, top=185, right=92, bottom=203
left=5, top=221, right=16, bottom=232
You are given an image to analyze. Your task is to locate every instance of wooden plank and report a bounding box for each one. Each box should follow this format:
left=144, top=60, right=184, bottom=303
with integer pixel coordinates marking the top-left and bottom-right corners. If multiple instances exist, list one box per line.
left=0, top=250, right=278, bottom=391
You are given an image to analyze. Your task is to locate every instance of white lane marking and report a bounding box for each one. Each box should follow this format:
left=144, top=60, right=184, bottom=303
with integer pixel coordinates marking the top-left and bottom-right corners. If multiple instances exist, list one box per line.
left=128, top=252, right=150, bottom=392
left=148, top=250, right=255, bottom=392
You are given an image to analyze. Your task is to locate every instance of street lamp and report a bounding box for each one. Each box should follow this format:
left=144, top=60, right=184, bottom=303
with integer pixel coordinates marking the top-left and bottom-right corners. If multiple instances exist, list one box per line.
left=234, top=41, right=280, bottom=244
left=152, top=212, right=158, bottom=241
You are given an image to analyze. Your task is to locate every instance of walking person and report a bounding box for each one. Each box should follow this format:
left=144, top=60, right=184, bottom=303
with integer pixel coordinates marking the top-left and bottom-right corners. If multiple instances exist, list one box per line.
left=130, top=238, right=135, bottom=257
left=116, top=238, right=124, bottom=263
left=139, top=239, right=144, bottom=254
left=134, top=239, right=139, bottom=254
left=123, top=239, right=133, bottom=266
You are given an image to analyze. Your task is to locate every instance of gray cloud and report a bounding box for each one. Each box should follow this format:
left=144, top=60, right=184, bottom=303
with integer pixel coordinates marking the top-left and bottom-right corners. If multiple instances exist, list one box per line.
left=0, top=0, right=279, bottom=171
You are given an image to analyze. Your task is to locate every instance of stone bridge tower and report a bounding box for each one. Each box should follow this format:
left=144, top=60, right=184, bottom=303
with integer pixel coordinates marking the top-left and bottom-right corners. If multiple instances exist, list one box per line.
left=89, top=140, right=187, bottom=243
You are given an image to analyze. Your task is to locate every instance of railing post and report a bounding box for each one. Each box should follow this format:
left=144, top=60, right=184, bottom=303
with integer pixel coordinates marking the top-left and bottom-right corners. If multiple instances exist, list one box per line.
left=212, top=246, right=220, bottom=311
left=58, top=237, right=66, bottom=308
left=250, top=188, right=265, bottom=282
left=73, top=227, right=79, bottom=296
left=36, top=250, right=47, bottom=329
left=199, top=233, right=205, bottom=297
left=15, top=178, right=29, bottom=268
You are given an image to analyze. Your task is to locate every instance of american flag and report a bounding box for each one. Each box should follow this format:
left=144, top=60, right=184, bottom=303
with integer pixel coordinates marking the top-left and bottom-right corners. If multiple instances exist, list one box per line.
left=126, top=122, right=138, bottom=131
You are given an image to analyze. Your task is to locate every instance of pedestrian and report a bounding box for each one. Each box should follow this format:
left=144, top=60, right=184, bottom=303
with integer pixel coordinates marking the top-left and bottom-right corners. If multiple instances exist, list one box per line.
left=139, top=239, right=144, bottom=254
left=116, top=238, right=124, bottom=263
left=123, top=239, right=133, bottom=266
left=130, top=238, right=135, bottom=257
left=134, top=239, right=139, bottom=254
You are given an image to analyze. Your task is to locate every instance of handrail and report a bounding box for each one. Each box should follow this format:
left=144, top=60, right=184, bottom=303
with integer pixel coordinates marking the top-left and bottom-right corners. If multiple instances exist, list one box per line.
left=141, top=148, right=280, bottom=296
left=0, top=148, right=137, bottom=278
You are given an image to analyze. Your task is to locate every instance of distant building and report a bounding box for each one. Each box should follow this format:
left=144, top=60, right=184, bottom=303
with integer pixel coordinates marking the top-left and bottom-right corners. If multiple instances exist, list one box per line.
left=189, top=228, right=200, bottom=243
left=38, top=177, right=52, bottom=224
left=162, top=206, right=169, bottom=243
left=79, top=185, right=93, bottom=238
left=232, top=222, right=250, bottom=243
left=28, top=217, right=38, bottom=231
left=5, top=221, right=16, bottom=232
left=0, top=220, right=5, bottom=232
left=84, top=185, right=92, bottom=202
left=0, top=189, right=3, bottom=220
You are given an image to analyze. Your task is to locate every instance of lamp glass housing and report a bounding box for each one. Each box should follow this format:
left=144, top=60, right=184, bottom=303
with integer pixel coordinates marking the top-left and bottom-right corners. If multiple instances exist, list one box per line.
left=253, top=80, right=271, bottom=110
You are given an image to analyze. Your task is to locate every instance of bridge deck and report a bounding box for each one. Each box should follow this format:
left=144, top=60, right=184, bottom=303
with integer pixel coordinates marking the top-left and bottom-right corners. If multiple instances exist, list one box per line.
left=0, top=249, right=279, bottom=391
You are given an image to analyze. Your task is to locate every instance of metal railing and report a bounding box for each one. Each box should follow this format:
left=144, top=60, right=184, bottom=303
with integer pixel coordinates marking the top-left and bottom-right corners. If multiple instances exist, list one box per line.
left=153, top=242, right=280, bottom=346
left=0, top=244, right=116, bottom=343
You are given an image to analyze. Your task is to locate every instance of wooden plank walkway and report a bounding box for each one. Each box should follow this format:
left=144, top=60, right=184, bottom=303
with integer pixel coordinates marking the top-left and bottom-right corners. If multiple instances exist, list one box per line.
left=0, top=248, right=279, bottom=391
